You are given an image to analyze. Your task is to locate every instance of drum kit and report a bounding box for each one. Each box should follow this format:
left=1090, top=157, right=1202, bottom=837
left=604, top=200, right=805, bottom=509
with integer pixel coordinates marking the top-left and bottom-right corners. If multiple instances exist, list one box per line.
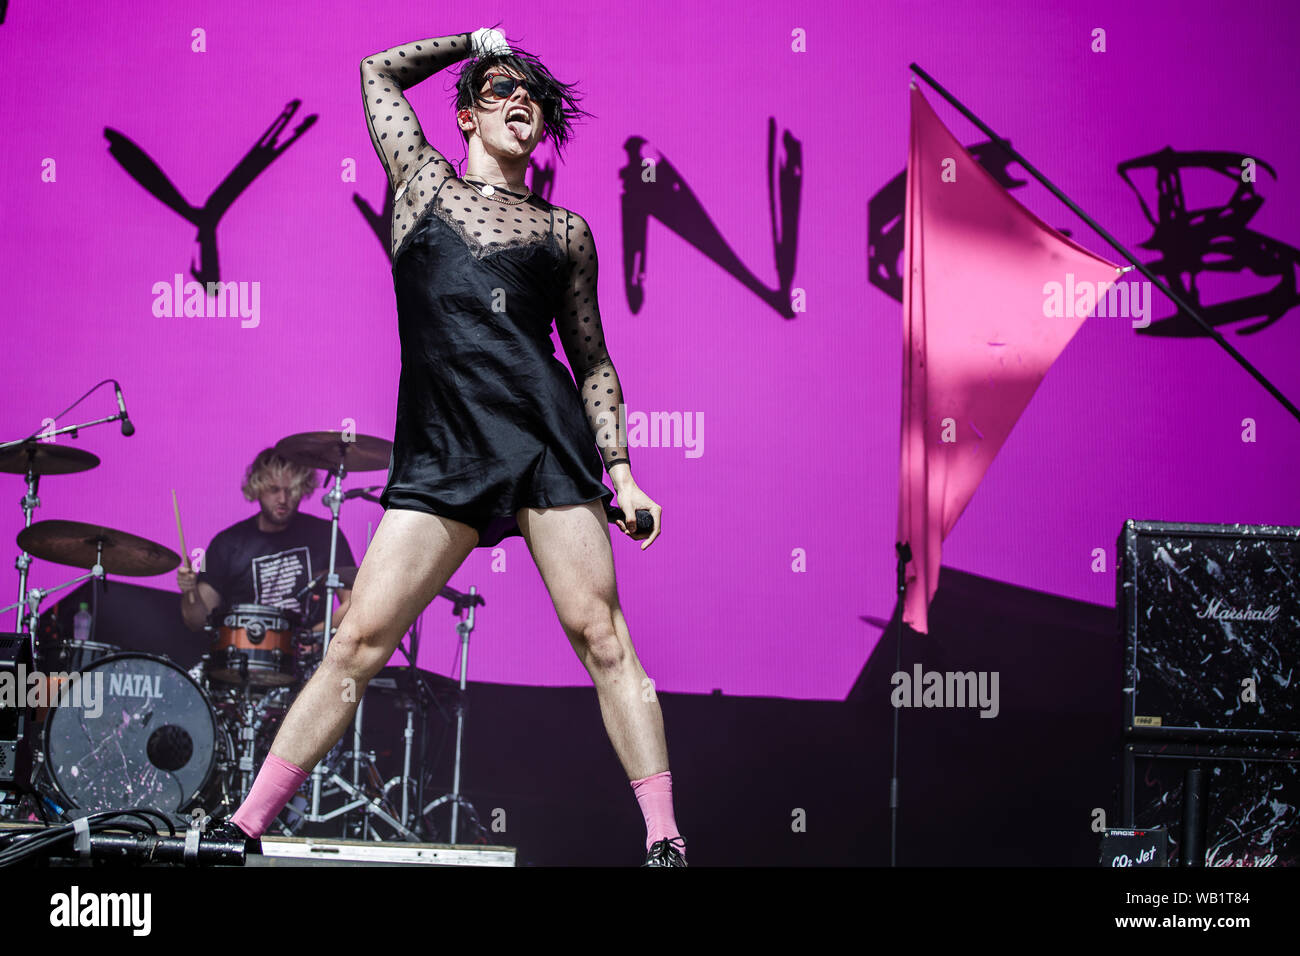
left=0, top=428, right=491, bottom=845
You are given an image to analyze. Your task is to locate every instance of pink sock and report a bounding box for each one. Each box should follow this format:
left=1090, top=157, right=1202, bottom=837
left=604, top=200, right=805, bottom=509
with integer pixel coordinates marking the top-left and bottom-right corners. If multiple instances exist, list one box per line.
left=230, top=753, right=310, bottom=839
left=631, top=770, right=684, bottom=858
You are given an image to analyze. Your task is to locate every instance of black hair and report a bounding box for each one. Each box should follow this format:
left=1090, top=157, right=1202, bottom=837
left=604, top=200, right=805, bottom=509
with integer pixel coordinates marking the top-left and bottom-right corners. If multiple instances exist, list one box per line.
left=452, top=33, right=593, bottom=162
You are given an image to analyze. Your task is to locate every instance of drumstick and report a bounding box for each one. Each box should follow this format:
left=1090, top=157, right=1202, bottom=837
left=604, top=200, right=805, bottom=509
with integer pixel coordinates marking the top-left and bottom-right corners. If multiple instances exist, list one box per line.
left=172, top=489, right=196, bottom=604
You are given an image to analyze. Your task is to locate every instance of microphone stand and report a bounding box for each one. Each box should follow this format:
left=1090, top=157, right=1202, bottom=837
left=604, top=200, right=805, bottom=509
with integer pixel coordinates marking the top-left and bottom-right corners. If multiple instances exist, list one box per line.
left=891, top=541, right=912, bottom=868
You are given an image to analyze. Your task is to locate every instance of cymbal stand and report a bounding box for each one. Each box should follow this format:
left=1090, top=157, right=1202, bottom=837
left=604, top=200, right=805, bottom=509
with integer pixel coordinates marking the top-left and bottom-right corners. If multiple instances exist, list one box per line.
left=13, top=465, right=40, bottom=633
left=397, top=623, right=423, bottom=832
left=0, top=547, right=104, bottom=667
left=376, top=619, right=434, bottom=836
left=304, top=460, right=344, bottom=822
left=298, top=460, right=420, bottom=841
left=2, top=400, right=137, bottom=630
left=422, top=585, right=483, bottom=844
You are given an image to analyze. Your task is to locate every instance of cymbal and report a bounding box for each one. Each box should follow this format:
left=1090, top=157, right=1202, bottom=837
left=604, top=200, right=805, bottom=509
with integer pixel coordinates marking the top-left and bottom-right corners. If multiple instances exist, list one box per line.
left=305, top=565, right=359, bottom=592
left=275, top=431, right=393, bottom=472
left=17, top=520, right=181, bottom=576
left=0, top=442, right=101, bottom=476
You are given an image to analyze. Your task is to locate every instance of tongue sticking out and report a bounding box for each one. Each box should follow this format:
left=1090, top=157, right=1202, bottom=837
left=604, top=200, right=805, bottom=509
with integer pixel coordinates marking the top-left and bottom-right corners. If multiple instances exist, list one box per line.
left=507, top=120, right=530, bottom=141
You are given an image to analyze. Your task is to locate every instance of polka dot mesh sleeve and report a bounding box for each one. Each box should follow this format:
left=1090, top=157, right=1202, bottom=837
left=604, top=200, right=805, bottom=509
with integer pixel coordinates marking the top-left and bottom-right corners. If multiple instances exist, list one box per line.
left=557, top=209, right=631, bottom=474
left=359, top=34, right=471, bottom=261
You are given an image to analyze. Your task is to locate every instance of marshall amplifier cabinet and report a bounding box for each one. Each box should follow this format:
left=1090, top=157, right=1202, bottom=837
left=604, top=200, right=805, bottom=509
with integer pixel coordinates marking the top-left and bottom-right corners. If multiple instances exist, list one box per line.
left=1121, top=740, right=1300, bottom=866
left=1118, top=520, right=1300, bottom=743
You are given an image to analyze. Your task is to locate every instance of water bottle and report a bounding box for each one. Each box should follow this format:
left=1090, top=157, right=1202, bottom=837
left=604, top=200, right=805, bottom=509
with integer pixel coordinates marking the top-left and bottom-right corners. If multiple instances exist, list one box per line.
left=73, top=602, right=92, bottom=642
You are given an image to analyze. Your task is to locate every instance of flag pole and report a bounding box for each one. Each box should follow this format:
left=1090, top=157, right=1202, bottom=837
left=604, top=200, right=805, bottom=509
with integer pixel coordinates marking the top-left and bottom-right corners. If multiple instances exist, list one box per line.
left=908, top=62, right=1300, bottom=424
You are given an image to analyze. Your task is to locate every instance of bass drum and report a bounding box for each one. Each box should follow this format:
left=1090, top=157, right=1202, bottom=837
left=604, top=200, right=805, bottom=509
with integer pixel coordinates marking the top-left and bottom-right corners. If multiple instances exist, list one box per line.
left=43, top=652, right=219, bottom=818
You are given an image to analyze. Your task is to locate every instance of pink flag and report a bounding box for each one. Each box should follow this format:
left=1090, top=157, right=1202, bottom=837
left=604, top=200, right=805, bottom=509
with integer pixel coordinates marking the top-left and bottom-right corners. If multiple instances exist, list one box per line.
left=898, top=85, right=1123, bottom=633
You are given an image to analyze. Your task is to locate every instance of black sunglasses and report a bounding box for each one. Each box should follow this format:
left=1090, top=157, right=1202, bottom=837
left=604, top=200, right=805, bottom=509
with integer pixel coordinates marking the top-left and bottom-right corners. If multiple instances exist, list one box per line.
left=483, top=72, right=547, bottom=104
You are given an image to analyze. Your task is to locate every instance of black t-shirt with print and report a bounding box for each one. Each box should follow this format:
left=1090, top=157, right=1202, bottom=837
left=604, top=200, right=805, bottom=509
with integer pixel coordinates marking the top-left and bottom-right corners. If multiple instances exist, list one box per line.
left=197, top=512, right=355, bottom=626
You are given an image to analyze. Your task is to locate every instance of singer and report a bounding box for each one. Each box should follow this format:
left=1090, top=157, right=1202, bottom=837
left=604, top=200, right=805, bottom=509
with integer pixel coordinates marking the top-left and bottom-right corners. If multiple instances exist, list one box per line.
left=221, top=27, right=685, bottom=866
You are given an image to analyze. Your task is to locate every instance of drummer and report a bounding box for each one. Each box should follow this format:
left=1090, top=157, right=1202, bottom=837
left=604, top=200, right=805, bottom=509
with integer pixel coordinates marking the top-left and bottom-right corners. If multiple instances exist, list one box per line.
left=178, top=448, right=354, bottom=634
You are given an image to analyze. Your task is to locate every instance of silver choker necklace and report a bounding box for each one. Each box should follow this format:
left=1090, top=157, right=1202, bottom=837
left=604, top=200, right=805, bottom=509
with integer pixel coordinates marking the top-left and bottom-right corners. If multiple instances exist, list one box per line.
left=466, top=179, right=532, bottom=205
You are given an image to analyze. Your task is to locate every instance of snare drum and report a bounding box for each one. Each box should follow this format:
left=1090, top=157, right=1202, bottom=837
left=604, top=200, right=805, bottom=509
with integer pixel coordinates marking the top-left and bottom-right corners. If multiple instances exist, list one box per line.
left=209, top=603, right=301, bottom=686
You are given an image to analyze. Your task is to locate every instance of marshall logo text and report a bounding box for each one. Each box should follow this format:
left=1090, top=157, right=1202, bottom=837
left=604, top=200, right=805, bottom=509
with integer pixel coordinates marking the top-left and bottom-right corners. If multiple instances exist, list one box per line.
left=1195, top=598, right=1281, bottom=623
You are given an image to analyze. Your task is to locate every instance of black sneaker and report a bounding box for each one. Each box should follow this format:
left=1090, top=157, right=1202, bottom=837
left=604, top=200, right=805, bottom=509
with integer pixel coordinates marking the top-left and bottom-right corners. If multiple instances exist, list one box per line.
left=642, top=836, right=687, bottom=867
left=206, top=820, right=262, bottom=856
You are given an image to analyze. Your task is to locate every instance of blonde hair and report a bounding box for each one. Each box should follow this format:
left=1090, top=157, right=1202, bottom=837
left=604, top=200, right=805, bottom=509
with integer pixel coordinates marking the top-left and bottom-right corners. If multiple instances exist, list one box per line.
left=241, top=447, right=319, bottom=502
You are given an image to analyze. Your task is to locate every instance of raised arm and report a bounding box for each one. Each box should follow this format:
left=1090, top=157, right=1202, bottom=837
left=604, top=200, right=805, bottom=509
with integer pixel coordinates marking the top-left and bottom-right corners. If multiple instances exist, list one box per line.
left=557, top=209, right=632, bottom=479
left=359, top=33, right=472, bottom=197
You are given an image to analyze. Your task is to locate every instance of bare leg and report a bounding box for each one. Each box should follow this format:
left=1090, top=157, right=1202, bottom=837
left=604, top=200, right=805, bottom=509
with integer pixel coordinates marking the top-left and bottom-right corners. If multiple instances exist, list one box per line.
left=268, top=508, right=479, bottom=770
left=516, top=500, right=668, bottom=780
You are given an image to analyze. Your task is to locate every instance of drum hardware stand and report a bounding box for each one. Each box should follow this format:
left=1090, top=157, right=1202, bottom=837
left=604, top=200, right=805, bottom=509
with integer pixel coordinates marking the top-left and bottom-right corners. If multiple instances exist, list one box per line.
left=232, top=683, right=290, bottom=803
left=310, top=458, right=348, bottom=817
left=300, top=734, right=416, bottom=839
left=317, top=459, right=348, bottom=659
left=395, top=626, right=426, bottom=833
left=13, top=465, right=40, bottom=633
left=204, top=661, right=293, bottom=806
left=374, top=619, right=436, bottom=837
left=204, top=670, right=253, bottom=811
left=392, top=685, right=420, bottom=832
left=422, top=585, right=484, bottom=844
left=1, top=549, right=106, bottom=668
left=233, top=685, right=260, bottom=801
left=287, top=458, right=420, bottom=842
